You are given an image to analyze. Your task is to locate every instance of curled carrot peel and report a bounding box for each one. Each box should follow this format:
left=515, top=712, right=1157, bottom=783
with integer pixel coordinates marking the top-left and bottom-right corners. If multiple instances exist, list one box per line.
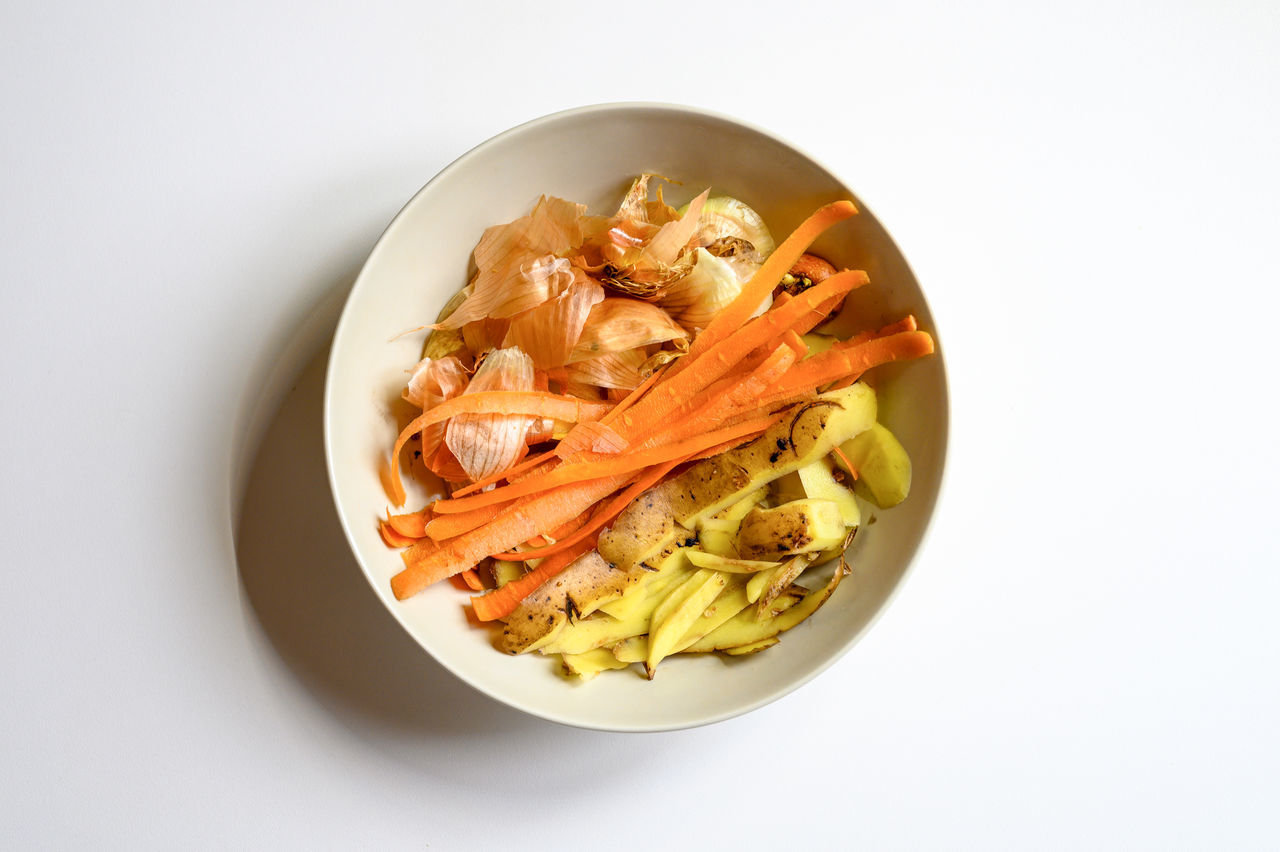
left=386, top=391, right=614, bottom=506
left=379, top=521, right=419, bottom=548
left=423, top=501, right=504, bottom=541
left=391, top=474, right=632, bottom=600
left=386, top=507, right=432, bottom=538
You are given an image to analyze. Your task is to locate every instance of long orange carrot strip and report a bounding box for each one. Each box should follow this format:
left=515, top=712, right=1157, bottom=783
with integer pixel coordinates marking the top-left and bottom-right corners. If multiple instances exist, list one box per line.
left=398, top=392, right=611, bottom=444
left=553, top=420, right=626, bottom=459
left=448, top=450, right=556, bottom=499
left=614, top=271, right=865, bottom=442
left=671, top=200, right=857, bottom=373
left=781, top=330, right=808, bottom=360
left=790, top=293, right=848, bottom=339
left=391, top=473, right=631, bottom=599
left=639, top=344, right=797, bottom=446
left=386, top=507, right=432, bottom=538
left=537, top=510, right=593, bottom=544
left=470, top=535, right=601, bottom=622
left=848, top=315, right=918, bottom=346
left=379, top=521, right=418, bottom=548
left=687, top=427, right=772, bottom=461
left=599, top=363, right=668, bottom=427
left=424, top=501, right=504, bottom=540
left=518, top=506, right=592, bottom=548
left=386, top=391, right=613, bottom=506
left=550, top=363, right=669, bottom=460
left=826, top=316, right=918, bottom=390
left=493, top=456, right=688, bottom=561
left=432, top=412, right=780, bottom=515
left=460, top=568, right=485, bottom=591
left=756, top=330, right=936, bottom=410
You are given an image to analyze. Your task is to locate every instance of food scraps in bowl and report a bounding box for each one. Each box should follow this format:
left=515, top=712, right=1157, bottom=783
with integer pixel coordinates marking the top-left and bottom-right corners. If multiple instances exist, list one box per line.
left=376, top=175, right=934, bottom=680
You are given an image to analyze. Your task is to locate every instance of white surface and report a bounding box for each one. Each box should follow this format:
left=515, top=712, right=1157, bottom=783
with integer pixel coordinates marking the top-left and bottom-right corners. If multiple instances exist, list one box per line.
left=325, top=103, right=950, bottom=732
left=1, top=1, right=1276, bottom=848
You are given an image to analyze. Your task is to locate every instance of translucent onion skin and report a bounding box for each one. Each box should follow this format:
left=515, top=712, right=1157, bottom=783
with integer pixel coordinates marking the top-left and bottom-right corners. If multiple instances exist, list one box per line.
left=503, top=272, right=605, bottom=369
left=404, top=355, right=470, bottom=460
left=570, top=298, right=687, bottom=361
left=693, top=196, right=776, bottom=259
left=658, top=248, right=743, bottom=332
left=444, top=346, right=536, bottom=481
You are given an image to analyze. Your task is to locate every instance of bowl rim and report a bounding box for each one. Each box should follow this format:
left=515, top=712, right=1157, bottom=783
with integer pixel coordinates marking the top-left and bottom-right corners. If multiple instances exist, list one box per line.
left=323, top=101, right=951, bottom=732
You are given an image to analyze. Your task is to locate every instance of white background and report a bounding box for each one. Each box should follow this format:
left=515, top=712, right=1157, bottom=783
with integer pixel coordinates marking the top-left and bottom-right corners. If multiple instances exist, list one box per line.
left=3, top=1, right=1278, bottom=849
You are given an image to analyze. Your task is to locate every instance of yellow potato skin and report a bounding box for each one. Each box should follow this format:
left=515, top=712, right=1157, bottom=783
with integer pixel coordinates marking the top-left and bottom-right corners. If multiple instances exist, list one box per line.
left=837, top=422, right=912, bottom=509
left=720, top=637, right=780, bottom=656
left=500, top=551, right=630, bottom=654
left=797, top=459, right=860, bottom=527
left=503, top=386, right=878, bottom=673
left=560, top=648, right=632, bottom=680
left=646, top=569, right=728, bottom=676
left=682, top=567, right=844, bottom=653
left=737, top=499, right=847, bottom=559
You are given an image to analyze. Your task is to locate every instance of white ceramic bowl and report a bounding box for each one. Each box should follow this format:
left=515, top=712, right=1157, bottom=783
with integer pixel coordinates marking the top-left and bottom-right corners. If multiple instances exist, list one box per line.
left=324, top=103, right=948, bottom=732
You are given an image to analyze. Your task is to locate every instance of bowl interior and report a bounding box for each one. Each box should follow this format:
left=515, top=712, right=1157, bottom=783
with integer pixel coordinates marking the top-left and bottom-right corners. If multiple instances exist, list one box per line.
left=324, top=104, right=947, bottom=731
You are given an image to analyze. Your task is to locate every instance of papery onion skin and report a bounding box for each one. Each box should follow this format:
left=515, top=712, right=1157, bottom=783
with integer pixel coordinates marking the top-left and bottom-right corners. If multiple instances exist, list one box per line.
left=423, top=286, right=473, bottom=360
left=569, top=297, right=688, bottom=361
left=461, top=317, right=512, bottom=356
left=565, top=348, right=649, bottom=390
left=503, top=271, right=605, bottom=369
left=445, top=347, right=536, bottom=481
left=657, top=248, right=743, bottom=333
left=692, top=196, right=776, bottom=259
left=404, top=355, right=471, bottom=460
left=642, top=189, right=708, bottom=267
left=437, top=196, right=587, bottom=329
